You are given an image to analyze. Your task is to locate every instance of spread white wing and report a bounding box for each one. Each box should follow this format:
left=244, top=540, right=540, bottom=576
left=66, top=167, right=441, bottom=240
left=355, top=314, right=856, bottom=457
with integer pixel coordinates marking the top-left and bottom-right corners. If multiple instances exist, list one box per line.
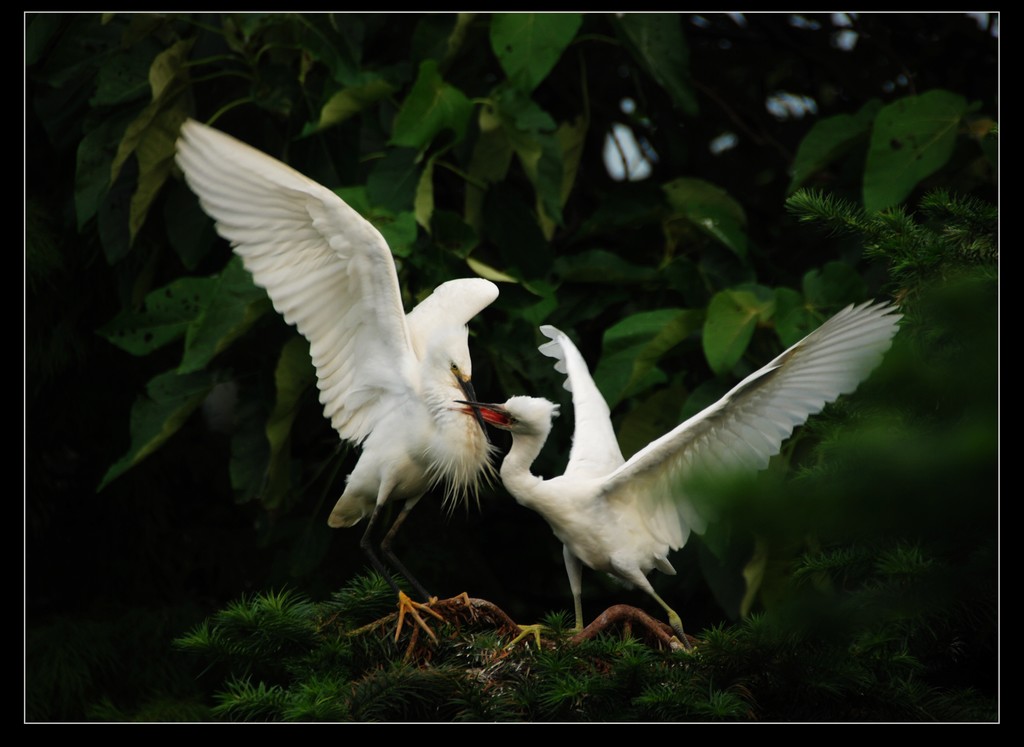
left=175, top=119, right=417, bottom=444
left=598, top=300, right=901, bottom=547
left=538, top=325, right=625, bottom=478
left=534, top=302, right=900, bottom=548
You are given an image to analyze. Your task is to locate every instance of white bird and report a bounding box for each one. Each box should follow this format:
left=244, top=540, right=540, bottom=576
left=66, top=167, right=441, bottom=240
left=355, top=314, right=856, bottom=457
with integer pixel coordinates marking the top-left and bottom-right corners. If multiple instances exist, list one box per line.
left=175, top=119, right=499, bottom=607
left=463, top=301, right=901, bottom=645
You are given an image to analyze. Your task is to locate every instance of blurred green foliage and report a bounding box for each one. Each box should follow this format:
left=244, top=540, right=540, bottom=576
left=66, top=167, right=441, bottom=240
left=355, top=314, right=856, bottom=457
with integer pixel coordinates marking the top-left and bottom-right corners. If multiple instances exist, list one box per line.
left=26, top=12, right=996, bottom=721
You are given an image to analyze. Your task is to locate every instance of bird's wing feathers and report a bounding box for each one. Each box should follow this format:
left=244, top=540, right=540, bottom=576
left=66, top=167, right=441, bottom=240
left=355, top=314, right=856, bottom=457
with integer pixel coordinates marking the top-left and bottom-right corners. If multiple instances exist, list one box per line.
left=538, top=326, right=625, bottom=478
left=175, top=119, right=417, bottom=444
left=407, top=279, right=500, bottom=363
left=600, top=300, right=902, bottom=548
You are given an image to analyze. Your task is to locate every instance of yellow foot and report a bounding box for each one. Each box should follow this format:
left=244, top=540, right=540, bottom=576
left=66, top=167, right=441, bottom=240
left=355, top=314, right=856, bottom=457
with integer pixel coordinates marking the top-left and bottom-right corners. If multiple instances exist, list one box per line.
left=395, top=590, right=444, bottom=644
left=505, top=623, right=548, bottom=649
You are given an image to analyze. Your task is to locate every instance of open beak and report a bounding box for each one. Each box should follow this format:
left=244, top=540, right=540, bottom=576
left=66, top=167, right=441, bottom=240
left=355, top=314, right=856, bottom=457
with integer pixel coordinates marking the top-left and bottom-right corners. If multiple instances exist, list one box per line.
left=455, top=399, right=512, bottom=428
left=456, top=380, right=490, bottom=441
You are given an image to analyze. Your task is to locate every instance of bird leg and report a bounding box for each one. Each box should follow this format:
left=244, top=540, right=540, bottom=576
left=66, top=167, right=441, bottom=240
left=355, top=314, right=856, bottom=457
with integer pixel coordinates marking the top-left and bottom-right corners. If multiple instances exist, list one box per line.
left=647, top=589, right=695, bottom=652
left=360, top=501, right=446, bottom=645
left=359, top=503, right=403, bottom=594
left=564, top=546, right=585, bottom=633
left=379, top=498, right=431, bottom=601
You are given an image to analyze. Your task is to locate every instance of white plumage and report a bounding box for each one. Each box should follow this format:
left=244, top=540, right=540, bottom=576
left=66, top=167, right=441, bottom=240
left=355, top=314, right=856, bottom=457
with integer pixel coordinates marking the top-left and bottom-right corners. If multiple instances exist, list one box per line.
left=471, top=301, right=901, bottom=642
left=175, top=120, right=498, bottom=599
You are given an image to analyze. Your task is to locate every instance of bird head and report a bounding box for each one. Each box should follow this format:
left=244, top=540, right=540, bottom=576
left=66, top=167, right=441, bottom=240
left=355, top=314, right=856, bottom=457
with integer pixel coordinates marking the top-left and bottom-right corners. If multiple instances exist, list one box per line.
left=457, top=396, right=560, bottom=437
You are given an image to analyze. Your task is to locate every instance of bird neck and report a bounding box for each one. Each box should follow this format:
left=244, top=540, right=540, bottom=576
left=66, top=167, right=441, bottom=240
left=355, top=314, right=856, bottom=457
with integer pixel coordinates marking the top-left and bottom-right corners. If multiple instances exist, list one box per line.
left=500, top=430, right=550, bottom=504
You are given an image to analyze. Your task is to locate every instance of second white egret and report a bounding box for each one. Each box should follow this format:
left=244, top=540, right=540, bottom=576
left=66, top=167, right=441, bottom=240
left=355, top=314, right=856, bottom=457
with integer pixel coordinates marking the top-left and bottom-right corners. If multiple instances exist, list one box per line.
left=175, top=120, right=499, bottom=606
left=463, top=301, right=901, bottom=645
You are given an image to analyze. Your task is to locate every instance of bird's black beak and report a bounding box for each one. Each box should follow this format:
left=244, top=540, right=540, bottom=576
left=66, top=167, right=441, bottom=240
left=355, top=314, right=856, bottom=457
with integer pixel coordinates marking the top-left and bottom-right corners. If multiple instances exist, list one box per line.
left=457, top=381, right=490, bottom=442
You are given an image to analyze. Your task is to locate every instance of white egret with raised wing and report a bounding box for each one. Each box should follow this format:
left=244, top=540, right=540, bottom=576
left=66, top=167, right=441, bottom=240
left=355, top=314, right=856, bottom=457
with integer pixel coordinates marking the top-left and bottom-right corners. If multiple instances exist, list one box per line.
left=175, top=120, right=499, bottom=626
left=463, top=301, right=900, bottom=646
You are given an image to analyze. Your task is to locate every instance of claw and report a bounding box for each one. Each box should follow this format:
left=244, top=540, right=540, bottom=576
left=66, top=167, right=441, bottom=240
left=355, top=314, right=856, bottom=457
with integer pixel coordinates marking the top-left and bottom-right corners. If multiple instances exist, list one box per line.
left=505, top=623, right=548, bottom=649
left=395, top=590, right=444, bottom=644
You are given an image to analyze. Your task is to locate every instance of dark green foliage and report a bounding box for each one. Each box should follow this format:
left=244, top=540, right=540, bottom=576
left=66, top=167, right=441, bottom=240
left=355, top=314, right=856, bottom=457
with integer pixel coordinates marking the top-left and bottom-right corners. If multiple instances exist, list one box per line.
left=27, top=12, right=996, bottom=721
left=172, top=571, right=995, bottom=721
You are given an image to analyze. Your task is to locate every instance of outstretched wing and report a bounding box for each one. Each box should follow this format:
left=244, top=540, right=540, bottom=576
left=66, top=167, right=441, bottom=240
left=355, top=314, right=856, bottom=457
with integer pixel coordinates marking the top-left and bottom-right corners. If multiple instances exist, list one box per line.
left=600, top=300, right=902, bottom=548
left=407, top=279, right=500, bottom=365
left=175, top=119, right=417, bottom=444
left=538, top=325, right=625, bottom=478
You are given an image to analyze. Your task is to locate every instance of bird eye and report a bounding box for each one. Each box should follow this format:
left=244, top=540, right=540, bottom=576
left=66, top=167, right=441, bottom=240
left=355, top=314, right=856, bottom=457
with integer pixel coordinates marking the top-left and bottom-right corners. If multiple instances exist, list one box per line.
left=450, top=363, right=459, bottom=372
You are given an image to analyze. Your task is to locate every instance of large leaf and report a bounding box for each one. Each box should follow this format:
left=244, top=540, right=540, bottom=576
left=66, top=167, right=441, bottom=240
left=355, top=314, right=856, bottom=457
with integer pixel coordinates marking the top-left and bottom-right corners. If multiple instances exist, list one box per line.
left=98, top=276, right=217, bottom=356
left=334, top=186, right=418, bottom=257
left=787, top=99, right=881, bottom=194
left=663, top=177, right=748, bottom=257
left=702, top=286, right=775, bottom=375
left=772, top=287, right=815, bottom=348
left=179, top=258, right=272, bottom=374
left=616, top=378, right=689, bottom=460
left=390, top=60, right=472, bottom=150
left=74, top=111, right=135, bottom=231
left=110, top=38, right=194, bottom=246
left=594, top=308, right=703, bottom=407
left=98, top=369, right=215, bottom=490
left=304, top=77, right=398, bottom=136
left=484, top=86, right=565, bottom=228
left=615, top=14, right=698, bottom=116
left=414, top=156, right=436, bottom=231
left=464, top=102, right=514, bottom=232
left=554, top=249, right=656, bottom=285
left=490, top=13, right=582, bottom=93
left=863, top=89, right=969, bottom=212
left=801, top=261, right=866, bottom=309
left=366, top=148, right=421, bottom=213
left=537, top=115, right=588, bottom=239
left=263, top=337, right=317, bottom=511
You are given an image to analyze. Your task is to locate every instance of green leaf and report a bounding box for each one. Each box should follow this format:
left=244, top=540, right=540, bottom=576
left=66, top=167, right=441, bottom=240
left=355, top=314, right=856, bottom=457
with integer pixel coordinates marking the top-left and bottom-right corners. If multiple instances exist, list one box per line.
left=366, top=148, right=421, bottom=213
left=163, top=179, right=219, bottom=271
left=554, top=249, right=655, bottom=285
left=264, top=337, right=316, bottom=511
left=772, top=287, right=816, bottom=347
left=390, top=60, right=472, bottom=150
left=663, top=177, right=748, bottom=257
left=98, top=369, right=215, bottom=491
left=110, top=38, right=194, bottom=245
left=787, top=99, right=882, bottom=194
left=863, top=89, right=968, bottom=213
left=98, top=276, right=217, bottom=356
left=616, top=14, right=698, bottom=116
left=230, top=392, right=271, bottom=504
left=431, top=210, right=479, bottom=259
left=801, top=261, right=866, bottom=309
left=702, top=287, right=775, bottom=375
left=305, top=77, right=398, bottom=136
left=537, top=116, right=588, bottom=239
left=465, top=256, right=519, bottom=284
left=335, top=187, right=419, bottom=257
left=463, top=103, right=514, bottom=232
left=75, top=112, right=134, bottom=231
left=179, top=258, right=272, bottom=374
left=414, top=157, right=436, bottom=231
left=490, top=86, right=564, bottom=227
left=594, top=308, right=703, bottom=407
left=616, top=378, right=689, bottom=459
left=90, top=40, right=157, bottom=107
left=490, top=13, right=582, bottom=93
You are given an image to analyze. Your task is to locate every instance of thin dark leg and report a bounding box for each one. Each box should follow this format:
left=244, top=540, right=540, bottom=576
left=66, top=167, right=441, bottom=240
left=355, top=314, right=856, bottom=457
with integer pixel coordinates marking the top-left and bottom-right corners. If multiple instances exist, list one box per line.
left=359, top=504, right=402, bottom=594
left=380, top=502, right=431, bottom=601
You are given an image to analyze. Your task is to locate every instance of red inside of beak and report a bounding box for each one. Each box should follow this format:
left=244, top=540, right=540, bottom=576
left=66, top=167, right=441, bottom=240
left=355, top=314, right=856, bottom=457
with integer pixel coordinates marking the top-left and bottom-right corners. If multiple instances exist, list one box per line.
left=460, top=403, right=511, bottom=427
